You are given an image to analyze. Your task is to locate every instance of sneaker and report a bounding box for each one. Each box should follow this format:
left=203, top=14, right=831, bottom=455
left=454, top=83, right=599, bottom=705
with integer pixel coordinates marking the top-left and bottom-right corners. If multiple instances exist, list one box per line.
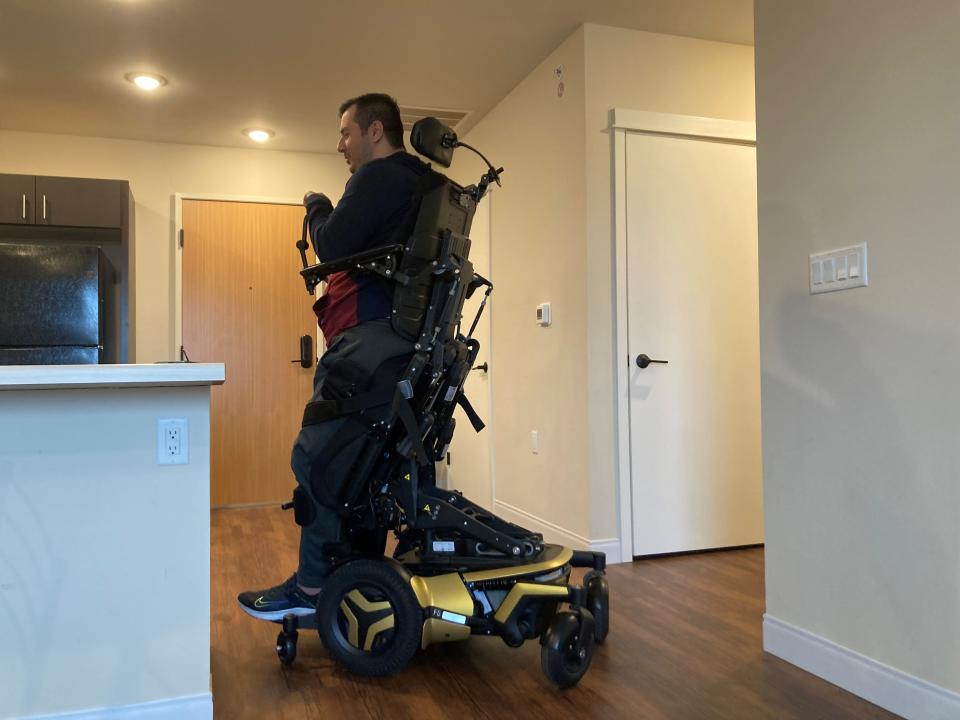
left=237, top=574, right=318, bottom=621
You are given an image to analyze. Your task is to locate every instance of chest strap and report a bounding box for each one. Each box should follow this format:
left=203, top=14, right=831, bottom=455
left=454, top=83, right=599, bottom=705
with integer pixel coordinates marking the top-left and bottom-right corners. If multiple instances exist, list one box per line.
left=301, top=386, right=395, bottom=427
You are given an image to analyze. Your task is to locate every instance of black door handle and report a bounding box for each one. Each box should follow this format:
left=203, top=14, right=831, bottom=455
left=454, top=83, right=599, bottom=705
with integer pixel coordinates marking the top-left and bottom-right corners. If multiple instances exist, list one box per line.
left=291, top=334, right=314, bottom=369
left=635, top=354, right=668, bottom=369
left=473, top=362, right=489, bottom=373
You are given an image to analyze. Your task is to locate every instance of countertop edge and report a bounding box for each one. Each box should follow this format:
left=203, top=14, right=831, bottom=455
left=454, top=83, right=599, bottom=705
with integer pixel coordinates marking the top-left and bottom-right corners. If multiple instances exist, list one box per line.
left=0, top=363, right=226, bottom=390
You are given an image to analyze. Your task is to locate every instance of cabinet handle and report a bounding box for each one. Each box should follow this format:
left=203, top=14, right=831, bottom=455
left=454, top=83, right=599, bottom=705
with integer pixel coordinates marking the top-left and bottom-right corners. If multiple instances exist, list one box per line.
left=42, top=194, right=47, bottom=221
left=21, top=194, right=26, bottom=220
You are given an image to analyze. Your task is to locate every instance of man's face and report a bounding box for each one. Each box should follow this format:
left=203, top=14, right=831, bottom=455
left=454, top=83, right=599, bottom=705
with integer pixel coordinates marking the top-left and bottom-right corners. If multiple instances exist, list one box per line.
left=337, top=106, right=373, bottom=174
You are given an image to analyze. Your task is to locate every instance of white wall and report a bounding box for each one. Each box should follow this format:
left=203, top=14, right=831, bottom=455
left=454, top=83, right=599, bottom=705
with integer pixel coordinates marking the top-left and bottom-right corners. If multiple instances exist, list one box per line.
left=583, top=24, right=755, bottom=541
left=452, top=28, right=591, bottom=543
left=0, top=131, right=347, bottom=363
left=0, top=385, right=213, bottom=718
left=756, top=0, right=960, bottom=709
left=455, top=25, right=754, bottom=553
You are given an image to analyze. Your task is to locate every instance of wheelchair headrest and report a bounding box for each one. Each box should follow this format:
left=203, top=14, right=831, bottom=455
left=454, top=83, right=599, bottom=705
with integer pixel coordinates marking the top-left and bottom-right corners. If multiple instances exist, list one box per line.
left=411, top=117, right=456, bottom=168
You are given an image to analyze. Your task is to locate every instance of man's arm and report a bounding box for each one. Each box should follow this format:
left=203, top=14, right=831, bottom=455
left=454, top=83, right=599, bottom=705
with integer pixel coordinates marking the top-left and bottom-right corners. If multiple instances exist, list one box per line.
left=304, top=192, right=334, bottom=256
left=306, top=164, right=400, bottom=262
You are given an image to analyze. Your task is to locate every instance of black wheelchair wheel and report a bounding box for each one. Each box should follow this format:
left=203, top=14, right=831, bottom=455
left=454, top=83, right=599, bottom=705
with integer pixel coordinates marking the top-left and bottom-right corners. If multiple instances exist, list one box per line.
left=584, top=571, right=610, bottom=644
left=540, top=610, right=594, bottom=689
left=276, top=631, right=297, bottom=666
left=315, top=559, right=422, bottom=677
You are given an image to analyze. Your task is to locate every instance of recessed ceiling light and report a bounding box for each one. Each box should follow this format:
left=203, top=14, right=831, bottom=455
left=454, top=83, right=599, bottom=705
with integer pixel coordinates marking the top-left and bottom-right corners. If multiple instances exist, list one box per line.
left=244, top=128, right=275, bottom=143
left=125, top=72, right=167, bottom=91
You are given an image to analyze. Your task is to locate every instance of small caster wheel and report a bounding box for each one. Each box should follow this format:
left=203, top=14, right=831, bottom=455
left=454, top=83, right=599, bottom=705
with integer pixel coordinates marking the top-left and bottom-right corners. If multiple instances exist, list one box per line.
left=276, top=630, right=298, bottom=666
left=584, top=571, right=609, bottom=644
left=540, top=610, right=595, bottom=689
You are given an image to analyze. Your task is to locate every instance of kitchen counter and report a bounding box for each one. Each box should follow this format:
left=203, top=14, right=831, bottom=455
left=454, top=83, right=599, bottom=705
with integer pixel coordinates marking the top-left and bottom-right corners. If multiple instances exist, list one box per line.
left=0, top=363, right=224, bottom=719
left=0, top=362, right=224, bottom=390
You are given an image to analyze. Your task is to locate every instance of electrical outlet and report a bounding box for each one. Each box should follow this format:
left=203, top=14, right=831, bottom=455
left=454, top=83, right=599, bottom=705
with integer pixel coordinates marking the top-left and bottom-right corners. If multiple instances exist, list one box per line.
left=157, top=418, right=189, bottom=465
left=531, top=430, right=540, bottom=454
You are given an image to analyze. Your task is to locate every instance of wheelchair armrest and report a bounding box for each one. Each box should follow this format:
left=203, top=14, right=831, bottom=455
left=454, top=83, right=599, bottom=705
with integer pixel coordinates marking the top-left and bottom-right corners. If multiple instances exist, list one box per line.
left=300, top=244, right=404, bottom=286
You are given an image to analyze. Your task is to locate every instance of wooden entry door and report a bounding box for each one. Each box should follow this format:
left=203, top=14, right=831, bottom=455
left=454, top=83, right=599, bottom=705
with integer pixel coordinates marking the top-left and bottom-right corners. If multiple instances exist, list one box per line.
left=624, top=130, right=763, bottom=556
left=182, top=199, right=316, bottom=506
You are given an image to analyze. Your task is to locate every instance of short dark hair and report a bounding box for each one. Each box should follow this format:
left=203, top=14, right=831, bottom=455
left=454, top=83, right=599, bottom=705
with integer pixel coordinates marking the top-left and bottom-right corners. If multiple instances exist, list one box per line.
left=339, top=93, right=405, bottom=149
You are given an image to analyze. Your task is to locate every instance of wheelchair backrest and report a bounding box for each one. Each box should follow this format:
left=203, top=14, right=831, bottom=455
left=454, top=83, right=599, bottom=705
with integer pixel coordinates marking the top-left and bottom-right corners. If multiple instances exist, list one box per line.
left=391, top=173, right=477, bottom=345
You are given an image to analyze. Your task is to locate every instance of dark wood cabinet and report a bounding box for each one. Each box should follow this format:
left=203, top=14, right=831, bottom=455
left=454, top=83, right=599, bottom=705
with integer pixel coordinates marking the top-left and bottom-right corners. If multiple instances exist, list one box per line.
left=0, top=174, right=35, bottom=224
left=0, top=172, right=133, bottom=362
left=0, top=174, right=127, bottom=229
left=35, top=176, right=128, bottom=228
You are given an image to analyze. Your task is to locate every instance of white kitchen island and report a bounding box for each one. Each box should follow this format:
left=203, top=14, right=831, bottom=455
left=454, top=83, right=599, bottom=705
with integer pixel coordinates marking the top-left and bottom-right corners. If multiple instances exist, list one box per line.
left=0, top=364, right=224, bottom=720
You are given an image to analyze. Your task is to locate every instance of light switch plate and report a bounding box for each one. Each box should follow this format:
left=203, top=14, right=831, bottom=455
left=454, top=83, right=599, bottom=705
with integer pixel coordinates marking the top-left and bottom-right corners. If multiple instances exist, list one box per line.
left=810, top=243, right=868, bottom=294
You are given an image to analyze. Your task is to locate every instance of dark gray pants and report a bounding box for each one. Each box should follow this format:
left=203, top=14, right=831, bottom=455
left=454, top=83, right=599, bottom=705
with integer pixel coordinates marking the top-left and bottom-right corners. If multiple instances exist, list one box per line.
left=291, top=319, right=413, bottom=586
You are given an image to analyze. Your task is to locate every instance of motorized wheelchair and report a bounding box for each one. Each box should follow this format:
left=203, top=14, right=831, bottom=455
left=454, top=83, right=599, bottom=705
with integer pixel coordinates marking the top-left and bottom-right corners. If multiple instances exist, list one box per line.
left=270, top=117, right=609, bottom=689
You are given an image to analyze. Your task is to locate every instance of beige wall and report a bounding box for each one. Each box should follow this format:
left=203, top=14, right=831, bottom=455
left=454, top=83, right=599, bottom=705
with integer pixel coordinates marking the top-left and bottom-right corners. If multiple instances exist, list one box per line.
left=452, top=25, right=754, bottom=549
left=453, top=28, right=591, bottom=540
left=0, top=130, right=347, bottom=362
left=756, top=0, right=960, bottom=698
left=583, top=24, right=756, bottom=540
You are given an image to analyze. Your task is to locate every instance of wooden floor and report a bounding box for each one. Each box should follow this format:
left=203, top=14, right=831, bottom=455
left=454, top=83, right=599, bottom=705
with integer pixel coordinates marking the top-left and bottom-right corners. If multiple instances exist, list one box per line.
left=212, top=506, right=899, bottom=720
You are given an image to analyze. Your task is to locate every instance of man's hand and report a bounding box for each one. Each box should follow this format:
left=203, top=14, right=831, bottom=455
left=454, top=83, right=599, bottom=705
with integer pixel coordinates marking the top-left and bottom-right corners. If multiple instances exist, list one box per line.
left=303, top=191, right=333, bottom=213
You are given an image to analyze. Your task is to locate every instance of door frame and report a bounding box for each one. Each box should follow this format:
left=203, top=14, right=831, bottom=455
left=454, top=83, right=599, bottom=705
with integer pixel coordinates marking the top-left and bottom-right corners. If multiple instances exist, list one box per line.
left=611, top=109, right=756, bottom=561
left=172, top=193, right=306, bottom=358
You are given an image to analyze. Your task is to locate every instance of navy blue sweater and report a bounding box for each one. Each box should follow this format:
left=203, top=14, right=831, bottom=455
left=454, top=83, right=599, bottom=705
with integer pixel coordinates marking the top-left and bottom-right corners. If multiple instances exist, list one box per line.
left=306, top=151, right=431, bottom=343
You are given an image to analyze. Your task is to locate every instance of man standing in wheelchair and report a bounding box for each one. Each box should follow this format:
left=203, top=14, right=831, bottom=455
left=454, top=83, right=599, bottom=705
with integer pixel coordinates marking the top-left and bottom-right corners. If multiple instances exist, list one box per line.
left=235, top=95, right=608, bottom=687
left=238, top=93, right=430, bottom=619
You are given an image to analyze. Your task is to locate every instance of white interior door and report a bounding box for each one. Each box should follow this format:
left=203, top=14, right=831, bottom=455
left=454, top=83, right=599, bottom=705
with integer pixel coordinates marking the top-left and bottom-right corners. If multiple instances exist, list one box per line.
left=625, top=131, right=763, bottom=555
left=443, top=192, right=493, bottom=506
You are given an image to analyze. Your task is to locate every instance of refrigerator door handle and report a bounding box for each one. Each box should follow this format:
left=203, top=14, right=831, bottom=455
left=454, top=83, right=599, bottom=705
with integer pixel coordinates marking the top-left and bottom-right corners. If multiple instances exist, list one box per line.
left=42, top=194, right=47, bottom=221
left=21, top=194, right=26, bottom=220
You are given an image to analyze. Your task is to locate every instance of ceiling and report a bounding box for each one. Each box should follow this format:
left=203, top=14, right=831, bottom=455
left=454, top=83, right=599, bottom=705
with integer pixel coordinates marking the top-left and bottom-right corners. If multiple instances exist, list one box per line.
left=0, top=0, right=753, bottom=154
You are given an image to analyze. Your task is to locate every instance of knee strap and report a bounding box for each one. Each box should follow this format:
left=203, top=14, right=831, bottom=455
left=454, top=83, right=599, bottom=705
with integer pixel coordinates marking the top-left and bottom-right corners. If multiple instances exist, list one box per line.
left=283, top=486, right=316, bottom=527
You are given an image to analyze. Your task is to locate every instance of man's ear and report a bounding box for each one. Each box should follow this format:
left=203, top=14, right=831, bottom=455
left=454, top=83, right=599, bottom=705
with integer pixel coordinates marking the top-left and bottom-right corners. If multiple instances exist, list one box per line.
left=368, top=120, right=385, bottom=144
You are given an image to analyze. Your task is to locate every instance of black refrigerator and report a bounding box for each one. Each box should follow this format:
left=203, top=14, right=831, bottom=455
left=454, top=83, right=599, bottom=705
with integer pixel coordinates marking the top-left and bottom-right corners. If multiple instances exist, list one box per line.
left=0, top=243, right=116, bottom=365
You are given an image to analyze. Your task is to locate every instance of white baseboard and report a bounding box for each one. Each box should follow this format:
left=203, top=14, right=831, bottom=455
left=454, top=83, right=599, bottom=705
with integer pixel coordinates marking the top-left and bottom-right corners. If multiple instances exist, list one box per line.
left=492, top=499, right=623, bottom=564
left=589, top=537, right=623, bottom=565
left=21, top=693, right=212, bottom=720
left=763, top=615, right=960, bottom=720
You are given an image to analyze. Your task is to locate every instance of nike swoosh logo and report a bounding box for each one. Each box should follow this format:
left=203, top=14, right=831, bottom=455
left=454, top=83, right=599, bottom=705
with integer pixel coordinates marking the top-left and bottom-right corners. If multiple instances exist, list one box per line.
left=254, top=597, right=272, bottom=608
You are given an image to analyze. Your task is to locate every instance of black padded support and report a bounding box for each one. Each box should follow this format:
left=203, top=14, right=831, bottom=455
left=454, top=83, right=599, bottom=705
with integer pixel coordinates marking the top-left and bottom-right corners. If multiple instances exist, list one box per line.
left=391, top=181, right=475, bottom=341
left=290, top=486, right=316, bottom=527
left=410, top=117, right=456, bottom=168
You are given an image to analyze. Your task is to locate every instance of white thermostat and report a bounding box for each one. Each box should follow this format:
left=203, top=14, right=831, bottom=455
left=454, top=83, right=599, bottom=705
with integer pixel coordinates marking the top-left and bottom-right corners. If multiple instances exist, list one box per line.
left=536, top=302, right=552, bottom=326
